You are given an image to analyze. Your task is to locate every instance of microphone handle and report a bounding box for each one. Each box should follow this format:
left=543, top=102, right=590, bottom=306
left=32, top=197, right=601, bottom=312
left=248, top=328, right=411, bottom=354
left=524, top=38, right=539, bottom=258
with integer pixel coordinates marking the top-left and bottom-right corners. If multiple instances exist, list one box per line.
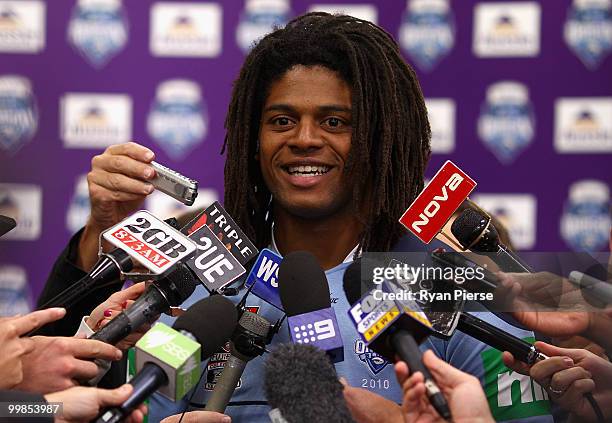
left=90, top=284, right=169, bottom=345
left=457, top=313, right=546, bottom=365
left=204, top=354, right=247, bottom=412
left=496, top=245, right=533, bottom=273
left=390, top=330, right=451, bottom=420
left=95, top=362, right=168, bottom=423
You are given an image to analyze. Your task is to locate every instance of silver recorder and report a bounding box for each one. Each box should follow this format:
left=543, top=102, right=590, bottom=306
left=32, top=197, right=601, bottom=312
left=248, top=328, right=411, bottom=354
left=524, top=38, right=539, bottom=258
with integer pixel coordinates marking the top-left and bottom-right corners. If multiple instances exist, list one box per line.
left=150, top=161, right=198, bottom=206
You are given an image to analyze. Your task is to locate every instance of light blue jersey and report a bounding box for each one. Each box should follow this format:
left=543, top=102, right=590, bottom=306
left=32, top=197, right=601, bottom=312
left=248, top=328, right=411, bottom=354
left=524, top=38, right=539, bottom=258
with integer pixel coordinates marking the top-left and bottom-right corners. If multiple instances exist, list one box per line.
left=147, top=236, right=553, bottom=422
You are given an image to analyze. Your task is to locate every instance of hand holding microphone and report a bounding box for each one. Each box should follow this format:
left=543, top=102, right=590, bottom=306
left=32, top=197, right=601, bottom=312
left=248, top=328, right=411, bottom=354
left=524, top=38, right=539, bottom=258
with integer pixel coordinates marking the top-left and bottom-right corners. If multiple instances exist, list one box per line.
left=395, top=350, right=494, bottom=423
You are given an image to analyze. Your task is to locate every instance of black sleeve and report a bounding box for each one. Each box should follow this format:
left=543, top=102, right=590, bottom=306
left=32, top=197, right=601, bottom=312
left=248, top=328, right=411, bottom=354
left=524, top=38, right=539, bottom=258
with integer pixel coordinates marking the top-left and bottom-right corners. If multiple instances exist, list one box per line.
left=0, top=390, right=53, bottom=423
left=35, top=228, right=122, bottom=337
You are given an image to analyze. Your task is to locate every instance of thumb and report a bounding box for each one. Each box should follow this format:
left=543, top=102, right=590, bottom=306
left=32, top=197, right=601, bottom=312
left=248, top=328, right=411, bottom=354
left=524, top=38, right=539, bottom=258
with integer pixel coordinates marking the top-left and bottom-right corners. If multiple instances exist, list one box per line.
left=422, top=350, right=470, bottom=388
left=97, top=384, right=133, bottom=407
left=534, top=341, right=585, bottom=362
left=12, top=308, right=66, bottom=336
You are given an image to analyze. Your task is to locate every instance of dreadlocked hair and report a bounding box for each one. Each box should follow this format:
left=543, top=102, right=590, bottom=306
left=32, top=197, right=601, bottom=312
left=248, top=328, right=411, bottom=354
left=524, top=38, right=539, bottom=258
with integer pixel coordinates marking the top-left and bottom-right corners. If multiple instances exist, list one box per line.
left=223, top=12, right=431, bottom=253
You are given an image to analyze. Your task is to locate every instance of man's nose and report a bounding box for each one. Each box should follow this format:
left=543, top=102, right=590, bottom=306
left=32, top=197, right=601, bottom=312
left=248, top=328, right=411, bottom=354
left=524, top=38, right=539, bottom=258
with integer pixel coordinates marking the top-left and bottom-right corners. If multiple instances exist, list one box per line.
left=288, top=119, right=324, bottom=152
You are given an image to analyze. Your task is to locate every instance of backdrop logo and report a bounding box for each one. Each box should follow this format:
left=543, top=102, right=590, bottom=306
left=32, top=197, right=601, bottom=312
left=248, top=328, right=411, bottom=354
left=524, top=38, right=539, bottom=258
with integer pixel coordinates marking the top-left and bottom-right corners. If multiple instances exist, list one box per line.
left=66, top=174, right=90, bottom=233
left=399, top=0, right=455, bottom=71
left=0, top=75, right=38, bottom=154
left=0, top=1, right=45, bottom=53
left=564, top=0, right=612, bottom=69
left=67, top=0, right=128, bottom=68
left=0, top=183, right=42, bottom=241
left=554, top=97, right=612, bottom=153
left=354, top=339, right=389, bottom=375
left=150, top=3, right=222, bottom=57
left=61, top=93, right=132, bottom=148
left=478, top=81, right=535, bottom=164
left=236, top=0, right=290, bottom=53
left=472, top=193, right=537, bottom=250
left=473, top=2, right=541, bottom=57
left=561, top=180, right=611, bottom=252
left=0, top=265, right=31, bottom=317
left=147, top=79, right=208, bottom=161
left=425, top=98, right=455, bottom=153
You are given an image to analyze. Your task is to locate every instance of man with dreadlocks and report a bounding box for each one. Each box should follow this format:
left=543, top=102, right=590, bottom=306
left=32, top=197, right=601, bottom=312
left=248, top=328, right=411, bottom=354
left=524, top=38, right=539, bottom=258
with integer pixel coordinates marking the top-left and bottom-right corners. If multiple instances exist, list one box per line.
left=40, top=12, right=553, bottom=423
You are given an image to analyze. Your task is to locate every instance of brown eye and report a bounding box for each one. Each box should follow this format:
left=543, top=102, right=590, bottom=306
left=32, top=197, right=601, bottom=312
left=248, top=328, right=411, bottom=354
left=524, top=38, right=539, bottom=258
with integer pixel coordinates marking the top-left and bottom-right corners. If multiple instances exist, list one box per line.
left=274, top=117, right=290, bottom=126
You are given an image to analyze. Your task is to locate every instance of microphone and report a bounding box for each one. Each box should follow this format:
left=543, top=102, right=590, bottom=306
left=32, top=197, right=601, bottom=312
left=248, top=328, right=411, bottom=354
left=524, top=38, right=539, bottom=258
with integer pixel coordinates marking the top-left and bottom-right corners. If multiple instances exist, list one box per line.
left=569, top=270, right=612, bottom=306
left=89, top=263, right=198, bottom=345
left=244, top=248, right=283, bottom=310
left=343, top=260, right=451, bottom=420
left=204, top=308, right=272, bottom=412
left=264, top=343, right=355, bottom=423
left=95, top=295, right=238, bottom=423
left=38, top=213, right=190, bottom=310
left=0, top=214, right=16, bottom=238
left=278, top=251, right=344, bottom=363
left=451, top=208, right=533, bottom=273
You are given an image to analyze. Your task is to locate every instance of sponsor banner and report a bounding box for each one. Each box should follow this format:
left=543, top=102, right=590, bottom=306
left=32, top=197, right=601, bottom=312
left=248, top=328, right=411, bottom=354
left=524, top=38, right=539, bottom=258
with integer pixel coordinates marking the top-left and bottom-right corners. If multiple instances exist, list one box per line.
left=67, top=0, right=128, bottom=68
left=399, top=0, right=455, bottom=71
left=554, top=97, right=612, bottom=153
left=0, top=74, right=38, bottom=154
left=0, top=265, right=31, bottom=316
left=147, top=79, right=208, bottom=161
left=0, top=183, right=42, bottom=240
left=60, top=93, right=132, bottom=149
left=400, top=160, right=477, bottom=244
left=561, top=179, right=611, bottom=252
left=236, top=0, right=291, bottom=52
left=103, top=210, right=197, bottom=274
left=183, top=201, right=258, bottom=265
left=66, top=174, right=90, bottom=234
left=482, top=338, right=550, bottom=420
left=426, top=98, right=456, bottom=153
left=478, top=81, right=535, bottom=164
left=472, top=193, right=537, bottom=250
left=473, top=2, right=541, bottom=57
left=0, top=0, right=45, bottom=53
left=150, top=2, right=222, bottom=57
left=564, top=0, right=612, bottom=69
left=186, top=224, right=246, bottom=292
left=308, top=4, right=378, bottom=23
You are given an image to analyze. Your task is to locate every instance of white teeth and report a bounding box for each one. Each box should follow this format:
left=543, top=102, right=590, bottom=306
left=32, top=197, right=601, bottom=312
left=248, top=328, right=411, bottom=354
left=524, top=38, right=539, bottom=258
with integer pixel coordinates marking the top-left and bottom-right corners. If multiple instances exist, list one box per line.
left=287, top=165, right=331, bottom=175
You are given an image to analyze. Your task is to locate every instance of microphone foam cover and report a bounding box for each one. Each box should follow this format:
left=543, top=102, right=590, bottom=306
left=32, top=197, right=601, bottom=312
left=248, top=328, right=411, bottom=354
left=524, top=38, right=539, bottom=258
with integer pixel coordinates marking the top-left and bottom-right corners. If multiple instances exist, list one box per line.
left=173, top=295, right=238, bottom=359
left=451, top=208, right=489, bottom=248
left=161, top=264, right=198, bottom=306
left=278, top=251, right=330, bottom=316
left=342, top=259, right=378, bottom=306
left=264, top=343, right=354, bottom=423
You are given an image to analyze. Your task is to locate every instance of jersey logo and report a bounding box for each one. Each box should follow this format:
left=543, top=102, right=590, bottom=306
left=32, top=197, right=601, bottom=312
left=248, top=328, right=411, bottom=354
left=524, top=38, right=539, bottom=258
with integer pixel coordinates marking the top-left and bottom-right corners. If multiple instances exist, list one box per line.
left=481, top=338, right=550, bottom=420
left=354, top=339, right=389, bottom=375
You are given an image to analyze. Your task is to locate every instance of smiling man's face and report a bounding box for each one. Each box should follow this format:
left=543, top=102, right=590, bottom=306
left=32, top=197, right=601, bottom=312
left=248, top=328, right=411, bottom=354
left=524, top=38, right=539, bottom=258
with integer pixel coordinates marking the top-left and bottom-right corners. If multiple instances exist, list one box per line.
left=258, top=65, right=354, bottom=219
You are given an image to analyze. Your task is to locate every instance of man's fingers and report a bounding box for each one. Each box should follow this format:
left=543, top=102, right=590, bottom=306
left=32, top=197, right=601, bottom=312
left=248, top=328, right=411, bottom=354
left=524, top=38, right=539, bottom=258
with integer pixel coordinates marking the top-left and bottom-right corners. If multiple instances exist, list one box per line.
left=106, top=142, right=155, bottom=164
left=68, top=359, right=101, bottom=381
left=394, top=361, right=409, bottom=385
left=534, top=341, right=588, bottom=361
left=89, top=170, right=154, bottom=196
left=502, top=351, right=532, bottom=376
left=549, top=366, right=592, bottom=393
left=530, top=356, right=574, bottom=384
left=97, top=384, right=134, bottom=407
left=160, top=411, right=231, bottom=423
left=422, top=349, right=470, bottom=388
left=89, top=183, right=148, bottom=203
left=11, top=308, right=66, bottom=336
left=71, top=338, right=123, bottom=361
left=111, top=282, right=147, bottom=304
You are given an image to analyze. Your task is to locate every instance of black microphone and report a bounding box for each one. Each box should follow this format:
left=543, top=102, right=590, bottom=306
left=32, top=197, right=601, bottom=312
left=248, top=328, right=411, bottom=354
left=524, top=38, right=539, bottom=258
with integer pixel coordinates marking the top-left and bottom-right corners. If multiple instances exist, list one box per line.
left=37, top=215, right=183, bottom=311
left=264, top=343, right=355, bottom=423
left=0, top=214, right=16, bottom=238
left=204, top=308, right=272, bottom=412
left=343, top=260, right=451, bottom=420
left=95, top=295, right=238, bottom=423
left=277, top=251, right=344, bottom=362
left=89, top=263, right=197, bottom=345
left=451, top=208, right=533, bottom=273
